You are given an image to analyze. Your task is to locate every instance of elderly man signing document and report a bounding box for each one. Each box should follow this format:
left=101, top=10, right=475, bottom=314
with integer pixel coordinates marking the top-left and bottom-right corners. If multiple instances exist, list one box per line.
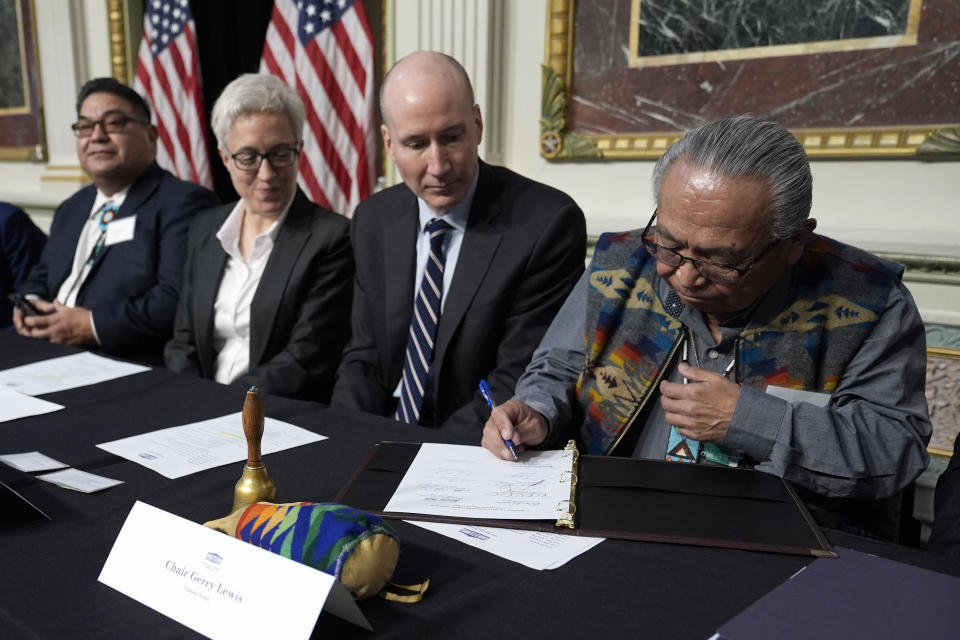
left=483, top=116, right=931, bottom=539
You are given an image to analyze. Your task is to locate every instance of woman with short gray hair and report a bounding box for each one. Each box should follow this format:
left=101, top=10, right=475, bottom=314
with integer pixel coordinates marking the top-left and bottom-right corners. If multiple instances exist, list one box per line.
left=165, top=73, right=354, bottom=401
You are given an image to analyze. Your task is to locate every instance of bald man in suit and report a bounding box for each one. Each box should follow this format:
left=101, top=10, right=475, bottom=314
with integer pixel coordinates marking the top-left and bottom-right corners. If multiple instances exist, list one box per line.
left=332, top=51, right=586, bottom=436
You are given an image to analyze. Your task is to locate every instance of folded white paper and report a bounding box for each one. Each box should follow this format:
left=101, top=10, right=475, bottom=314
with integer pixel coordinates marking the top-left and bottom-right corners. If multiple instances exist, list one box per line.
left=99, top=502, right=370, bottom=639
left=408, top=520, right=604, bottom=570
left=97, top=412, right=326, bottom=479
left=0, top=352, right=149, bottom=396
left=0, top=386, right=64, bottom=422
left=0, top=451, right=69, bottom=472
left=36, top=468, right=123, bottom=493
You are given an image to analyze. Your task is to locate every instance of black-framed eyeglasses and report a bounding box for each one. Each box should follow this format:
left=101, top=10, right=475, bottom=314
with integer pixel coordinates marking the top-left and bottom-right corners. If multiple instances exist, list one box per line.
left=228, top=145, right=300, bottom=172
left=641, top=209, right=782, bottom=284
left=71, top=112, right=150, bottom=138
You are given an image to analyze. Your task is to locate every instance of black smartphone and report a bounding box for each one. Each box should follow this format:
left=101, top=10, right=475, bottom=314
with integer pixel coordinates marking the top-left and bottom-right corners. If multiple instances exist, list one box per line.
left=7, top=293, right=43, bottom=317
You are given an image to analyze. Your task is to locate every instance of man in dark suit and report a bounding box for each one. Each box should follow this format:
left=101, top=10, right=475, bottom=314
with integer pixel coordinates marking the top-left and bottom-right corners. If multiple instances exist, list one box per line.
left=332, top=51, right=586, bottom=435
left=1, top=203, right=46, bottom=329
left=14, top=78, right=217, bottom=364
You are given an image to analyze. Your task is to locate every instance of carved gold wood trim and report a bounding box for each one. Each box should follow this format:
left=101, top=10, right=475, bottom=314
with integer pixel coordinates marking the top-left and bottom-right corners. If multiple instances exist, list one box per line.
left=106, top=0, right=129, bottom=83
left=543, top=0, right=575, bottom=96
left=926, top=347, right=960, bottom=458
left=543, top=1, right=960, bottom=160
left=0, top=147, right=41, bottom=161
left=592, top=125, right=957, bottom=160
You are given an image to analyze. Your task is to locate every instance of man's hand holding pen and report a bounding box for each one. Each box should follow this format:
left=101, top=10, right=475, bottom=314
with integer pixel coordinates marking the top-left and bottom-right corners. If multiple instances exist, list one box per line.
left=482, top=399, right=549, bottom=461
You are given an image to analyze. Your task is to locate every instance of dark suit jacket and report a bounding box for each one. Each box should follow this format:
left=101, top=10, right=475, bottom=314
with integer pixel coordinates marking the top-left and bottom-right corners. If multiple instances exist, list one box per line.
left=164, top=189, right=354, bottom=402
left=332, top=161, right=586, bottom=436
left=1, top=203, right=46, bottom=329
left=930, top=436, right=960, bottom=561
left=19, top=163, right=217, bottom=363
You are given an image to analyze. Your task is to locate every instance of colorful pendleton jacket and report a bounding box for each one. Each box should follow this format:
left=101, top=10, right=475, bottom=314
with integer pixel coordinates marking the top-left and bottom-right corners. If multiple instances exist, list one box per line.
left=575, top=231, right=904, bottom=457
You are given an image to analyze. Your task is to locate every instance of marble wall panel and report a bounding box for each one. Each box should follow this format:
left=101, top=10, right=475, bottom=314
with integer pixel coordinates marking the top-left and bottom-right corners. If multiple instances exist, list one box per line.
left=569, top=0, right=959, bottom=134
left=636, top=0, right=913, bottom=57
left=926, top=348, right=960, bottom=455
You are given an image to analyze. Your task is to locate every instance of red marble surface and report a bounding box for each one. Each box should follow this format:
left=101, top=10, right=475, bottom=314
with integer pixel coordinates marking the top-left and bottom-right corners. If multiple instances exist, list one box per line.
left=569, top=0, right=960, bottom=133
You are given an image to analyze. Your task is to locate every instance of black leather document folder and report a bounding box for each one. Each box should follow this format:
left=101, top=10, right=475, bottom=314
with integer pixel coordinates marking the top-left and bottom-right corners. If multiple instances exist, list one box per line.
left=716, top=547, right=960, bottom=639
left=335, top=441, right=835, bottom=557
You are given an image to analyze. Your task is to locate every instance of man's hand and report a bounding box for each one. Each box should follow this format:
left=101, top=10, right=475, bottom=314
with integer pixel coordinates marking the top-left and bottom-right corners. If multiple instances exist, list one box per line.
left=12, top=307, right=27, bottom=334
left=20, top=300, right=96, bottom=346
left=14, top=298, right=53, bottom=336
left=659, top=363, right=740, bottom=443
left=481, top=399, right=548, bottom=461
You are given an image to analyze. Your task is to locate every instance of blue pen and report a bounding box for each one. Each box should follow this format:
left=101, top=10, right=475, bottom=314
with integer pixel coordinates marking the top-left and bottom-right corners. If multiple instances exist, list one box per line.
left=478, top=380, right=520, bottom=462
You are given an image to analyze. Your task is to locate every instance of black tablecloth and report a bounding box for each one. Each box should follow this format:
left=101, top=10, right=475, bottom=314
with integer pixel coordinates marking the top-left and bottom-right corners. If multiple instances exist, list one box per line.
left=0, top=333, right=957, bottom=639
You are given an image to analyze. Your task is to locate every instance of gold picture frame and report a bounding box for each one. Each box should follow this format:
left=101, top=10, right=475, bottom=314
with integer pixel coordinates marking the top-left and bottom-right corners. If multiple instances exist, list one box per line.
left=541, top=0, right=960, bottom=161
left=106, top=0, right=142, bottom=85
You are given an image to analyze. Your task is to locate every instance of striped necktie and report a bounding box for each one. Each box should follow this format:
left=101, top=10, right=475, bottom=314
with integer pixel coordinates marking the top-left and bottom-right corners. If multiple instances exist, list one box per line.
left=396, top=218, right=453, bottom=424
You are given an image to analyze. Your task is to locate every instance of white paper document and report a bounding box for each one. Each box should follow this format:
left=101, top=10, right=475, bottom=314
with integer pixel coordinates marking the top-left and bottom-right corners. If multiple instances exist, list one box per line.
left=384, top=443, right=575, bottom=520
left=0, top=451, right=68, bottom=472
left=0, top=386, right=64, bottom=422
left=408, top=520, right=604, bottom=570
left=0, top=352, right=149, bottom=396
left=37, top=468, right=124, bottom=493
left=96, top=412, right=326, bottom=479
left=99, top=502, right=370, bottom=640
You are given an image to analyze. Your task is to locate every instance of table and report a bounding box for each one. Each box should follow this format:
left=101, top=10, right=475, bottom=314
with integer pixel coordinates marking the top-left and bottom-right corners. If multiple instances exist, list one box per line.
left=0, top=332, right=957, bottom=639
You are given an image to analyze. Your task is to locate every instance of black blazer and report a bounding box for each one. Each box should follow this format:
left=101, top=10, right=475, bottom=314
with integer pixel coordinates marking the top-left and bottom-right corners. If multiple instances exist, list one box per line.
left=930, top=436, right=960, bottom=561
left=19, top=163, right=218, bottom=363
left=1, top=203, right=47, bottom=328
left=332, top=161, right=586, bottom=436
left=164, top=189, right=353, bottom=402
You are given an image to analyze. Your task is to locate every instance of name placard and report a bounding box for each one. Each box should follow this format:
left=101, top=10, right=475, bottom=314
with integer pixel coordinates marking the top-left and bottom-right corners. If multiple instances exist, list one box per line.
left=99, top=501, right=371, bottom=638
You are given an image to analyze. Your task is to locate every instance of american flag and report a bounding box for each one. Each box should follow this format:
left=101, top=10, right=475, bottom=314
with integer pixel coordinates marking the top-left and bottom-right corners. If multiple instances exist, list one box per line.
left=134, top=0, right=213, bottom=189
left=260, top=0, right=376, bottom=215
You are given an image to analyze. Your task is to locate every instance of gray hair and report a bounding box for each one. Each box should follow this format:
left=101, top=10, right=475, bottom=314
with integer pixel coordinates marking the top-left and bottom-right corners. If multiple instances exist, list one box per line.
left=211, top=73, right=305, bottom=149
left=379, top=51, right=475, bottom=126
left=652, top=116, right=813, bottom=239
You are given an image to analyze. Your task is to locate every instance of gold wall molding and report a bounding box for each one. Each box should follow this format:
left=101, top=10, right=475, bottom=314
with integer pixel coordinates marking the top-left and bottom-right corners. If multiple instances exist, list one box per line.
left=106, top=0, right=136, bottom=83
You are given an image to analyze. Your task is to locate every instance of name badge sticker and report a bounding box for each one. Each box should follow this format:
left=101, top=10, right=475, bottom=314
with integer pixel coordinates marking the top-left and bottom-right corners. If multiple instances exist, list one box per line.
left=764, top=385, right=831, bottom=408
left=105, top=215, right=136, bottom=246
left=99, top=501, right=371, bottom=638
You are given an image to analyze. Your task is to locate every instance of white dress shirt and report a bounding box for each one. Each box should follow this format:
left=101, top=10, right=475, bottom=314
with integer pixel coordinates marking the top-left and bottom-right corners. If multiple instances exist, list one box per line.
left=211, top=199, right=291, bottom=384
left=55, top=187, right=130, bottom=343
